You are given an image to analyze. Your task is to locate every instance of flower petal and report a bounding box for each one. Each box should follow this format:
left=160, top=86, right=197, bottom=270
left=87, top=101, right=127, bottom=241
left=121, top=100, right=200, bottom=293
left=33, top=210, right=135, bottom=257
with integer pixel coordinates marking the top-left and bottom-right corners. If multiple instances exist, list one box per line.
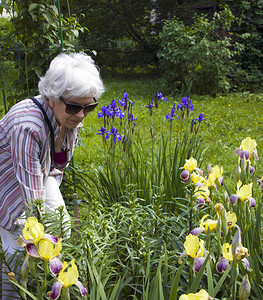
left=49, top=282, right=63, bottom=300
left=184, top=234, right=199, bottom=258
left=216, top=258, right=229, bottom=273
left=194, top=256, right=205, bottom=272
left=17, top=236, right=27, bottom=247
left=189, top=227, right=204, bottom=236
left=75, top=280, right=87, bottom=296
left=50, top=257, right=63, bottom=276
left=26, top=243, right=40, bottom=258
left=43, top=234, right=59, bottom=244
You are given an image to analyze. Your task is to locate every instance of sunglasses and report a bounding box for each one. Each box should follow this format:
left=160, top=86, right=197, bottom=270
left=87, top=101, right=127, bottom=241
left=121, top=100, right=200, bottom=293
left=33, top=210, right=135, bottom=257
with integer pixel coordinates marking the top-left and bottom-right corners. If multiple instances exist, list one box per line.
left=59, top=96, right=98, bottom=114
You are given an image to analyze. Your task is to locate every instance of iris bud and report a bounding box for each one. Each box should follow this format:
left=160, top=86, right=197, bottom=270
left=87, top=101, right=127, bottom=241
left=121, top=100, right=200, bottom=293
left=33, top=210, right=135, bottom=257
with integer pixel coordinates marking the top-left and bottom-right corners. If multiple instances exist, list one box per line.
left=239, top=274, right=251, bottom=300
left=249, top=197, right=256, bottom=207
left=249, top=166, right=255, bottom=173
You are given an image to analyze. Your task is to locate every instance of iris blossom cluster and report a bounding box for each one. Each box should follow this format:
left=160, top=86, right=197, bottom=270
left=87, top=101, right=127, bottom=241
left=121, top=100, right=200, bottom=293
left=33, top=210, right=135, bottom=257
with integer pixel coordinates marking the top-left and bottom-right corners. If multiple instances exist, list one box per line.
left=234, top=137, right=258, bottom=163
left=97, top=91, right=137, bottom=143
left=177, top=96, right=194, bottom=117
left=180, top=157, right=224, bottom=207
left=189, top=205, right=237, bottom=237
left=216, top=225, right=250, bottom=273
left=234, top=137, right=258, bottom=177
left=17, top=217, right=86, bottom=299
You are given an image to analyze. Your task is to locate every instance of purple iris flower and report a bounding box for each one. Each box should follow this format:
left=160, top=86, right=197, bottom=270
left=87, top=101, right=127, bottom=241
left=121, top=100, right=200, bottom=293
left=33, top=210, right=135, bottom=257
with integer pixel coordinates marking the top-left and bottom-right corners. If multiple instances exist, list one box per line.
left=118, top=90, right=133, bottom=110
left=97, top=127, right=108, bottom=136
left=146, top=99, right=154, bottom=116
left=115, top=107, right=126, bottom=119
left=128, top=113, right=138, bottom=126
left=156, top=91, right=168, bottom=101
left=106, top=127, right=122, bottom=143
left=177, top=96, right=194, bottom=112
left=166, top=106, right=180, bottom=122
left=97, top=106, right=108, bottom=119
left=195, top=113, right=206, bottom=123
left=146, top=99, right=154, bottom=109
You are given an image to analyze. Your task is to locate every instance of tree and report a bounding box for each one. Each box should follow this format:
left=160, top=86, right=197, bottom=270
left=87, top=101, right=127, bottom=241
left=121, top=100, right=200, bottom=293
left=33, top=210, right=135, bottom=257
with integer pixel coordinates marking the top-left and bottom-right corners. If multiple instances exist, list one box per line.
left=0, top=0, right=85, bottom=101
left=70, top=0, right=185, bottom=69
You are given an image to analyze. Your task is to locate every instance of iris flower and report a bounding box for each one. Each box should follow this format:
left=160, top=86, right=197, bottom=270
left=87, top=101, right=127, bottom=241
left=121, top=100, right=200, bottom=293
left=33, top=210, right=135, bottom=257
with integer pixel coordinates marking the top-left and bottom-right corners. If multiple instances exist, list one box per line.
left=166, top=105, right=180, bottom=122
left=179, top=234, right=207, bottom=272
left=118, top=90, right=133, bottom=110
left=17, top=217, right=63, bottom=278
left=183, top=157, right=197, bottom=172
left=205, top=165, right=223, bottom=188
left=216, top=226, right=250, bottom=273
left=179, top=289, right=211, bottom=300
left=177, top=96, right=194, bottom=112
left=194, top=113, right=206, bottom=123
left=146, top=99, right=154, bottom=116
left=234, top=137, right=259, bottom=161
left=156, top=91, right=168, bottom=101
left=216, top=243, right=250, bottom=273
left=49, top=259, right=87, bottom=299
left=105, top=127, right=122, bottom=143
left=97, top=127, right=108, bottom=136
left=236, top=181, right=253, bottom=202
left=17, top=217, right=59, bottom=249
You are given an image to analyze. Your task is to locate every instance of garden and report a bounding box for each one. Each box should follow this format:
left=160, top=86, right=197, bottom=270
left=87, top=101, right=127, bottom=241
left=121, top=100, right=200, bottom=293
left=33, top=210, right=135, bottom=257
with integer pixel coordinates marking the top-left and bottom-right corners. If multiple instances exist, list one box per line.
left=0, top=1, right=263, bottom=300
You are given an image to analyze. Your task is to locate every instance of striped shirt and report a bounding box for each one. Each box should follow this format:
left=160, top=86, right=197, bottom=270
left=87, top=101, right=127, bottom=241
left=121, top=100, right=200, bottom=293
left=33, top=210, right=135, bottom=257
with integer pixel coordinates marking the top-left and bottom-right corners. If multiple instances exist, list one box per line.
left=0, top=96, right=81, bottom=231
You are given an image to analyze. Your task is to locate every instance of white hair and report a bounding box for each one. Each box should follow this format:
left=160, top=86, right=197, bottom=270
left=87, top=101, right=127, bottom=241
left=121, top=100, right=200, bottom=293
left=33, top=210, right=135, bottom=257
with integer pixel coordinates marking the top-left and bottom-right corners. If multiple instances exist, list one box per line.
left=38, top=52, right=104, bottom=102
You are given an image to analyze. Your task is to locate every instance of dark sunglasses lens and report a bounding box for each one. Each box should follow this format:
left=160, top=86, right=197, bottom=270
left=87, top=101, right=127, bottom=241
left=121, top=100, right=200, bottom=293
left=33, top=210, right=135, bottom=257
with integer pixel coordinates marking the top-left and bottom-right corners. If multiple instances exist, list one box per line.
left=66, top=104, right=82, bottom=114
left=84, top=103, right=98, bottom=114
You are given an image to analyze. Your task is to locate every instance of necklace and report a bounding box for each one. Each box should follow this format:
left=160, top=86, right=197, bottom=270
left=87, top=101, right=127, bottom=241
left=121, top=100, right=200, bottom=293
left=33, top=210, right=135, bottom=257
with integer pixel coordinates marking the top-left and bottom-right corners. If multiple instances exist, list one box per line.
left=55, top=130, right=67, bottom=152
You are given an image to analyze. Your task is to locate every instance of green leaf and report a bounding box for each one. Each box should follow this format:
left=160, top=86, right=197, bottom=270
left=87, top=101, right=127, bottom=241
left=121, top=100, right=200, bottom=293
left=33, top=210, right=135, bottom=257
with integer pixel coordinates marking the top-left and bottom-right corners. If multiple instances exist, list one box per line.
left=28, top=3, right=38, bottom=13
left=8, top=280, right=38, bottom=300
left=169, top=260, right=186, bottom=300
left=206, top=260, right=214, bottom=297
left=214, top=265, right=231, bottom=297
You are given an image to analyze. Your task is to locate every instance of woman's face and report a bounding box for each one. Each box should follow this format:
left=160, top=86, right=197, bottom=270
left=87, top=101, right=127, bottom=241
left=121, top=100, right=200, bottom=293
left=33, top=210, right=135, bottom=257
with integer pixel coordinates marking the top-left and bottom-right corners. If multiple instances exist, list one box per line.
left=49, top=96, right=95, bottom=129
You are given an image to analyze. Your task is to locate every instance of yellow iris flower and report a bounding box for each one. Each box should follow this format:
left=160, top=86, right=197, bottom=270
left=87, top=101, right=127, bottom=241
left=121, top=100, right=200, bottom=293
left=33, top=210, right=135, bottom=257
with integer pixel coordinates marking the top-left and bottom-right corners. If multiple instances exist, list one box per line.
left=240, top=137, right=257, bottom=153
left=184, top=234, right=204, bottom=258
left=236, top=181, right=252, bottom=202
left=22, top=217, right=44, bottom=243
left=183, top=157, right=197, bottom=172
left=200, top=215, right=217, bottom=232
left=58, top=259, right=79, bottom=289
left=179, top=289, right=210, bottom=300
left=194, top=185, right=210, bottom=200
left=191, top=172, right=204, bottom=184
left=38, top=238, right=62, bottom=261
left=222, top=243, right=233, bottom=262
left=226, top=212, right=237, bottom=228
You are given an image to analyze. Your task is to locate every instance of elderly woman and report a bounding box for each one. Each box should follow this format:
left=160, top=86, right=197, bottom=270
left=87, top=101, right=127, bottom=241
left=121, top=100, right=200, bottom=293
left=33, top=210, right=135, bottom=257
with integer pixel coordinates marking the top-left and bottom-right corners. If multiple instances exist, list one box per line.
left=0, top=52, right=104, bottom=298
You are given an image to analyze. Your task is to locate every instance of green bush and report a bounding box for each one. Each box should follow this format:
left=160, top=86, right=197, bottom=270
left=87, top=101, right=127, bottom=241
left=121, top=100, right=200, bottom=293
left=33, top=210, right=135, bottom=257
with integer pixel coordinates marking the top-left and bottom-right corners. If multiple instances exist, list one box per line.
left=158, top=6, right=243, bottom=95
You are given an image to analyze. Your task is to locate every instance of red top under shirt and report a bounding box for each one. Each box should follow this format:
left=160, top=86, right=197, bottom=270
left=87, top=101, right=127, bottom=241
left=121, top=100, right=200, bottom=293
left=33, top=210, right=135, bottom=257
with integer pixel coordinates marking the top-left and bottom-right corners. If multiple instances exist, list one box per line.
left=54, top=150, right=67, bottom=165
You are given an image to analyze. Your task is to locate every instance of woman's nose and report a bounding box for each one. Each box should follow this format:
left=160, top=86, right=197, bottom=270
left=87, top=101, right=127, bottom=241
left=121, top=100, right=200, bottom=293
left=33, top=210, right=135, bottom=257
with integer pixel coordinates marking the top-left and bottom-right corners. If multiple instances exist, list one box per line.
left=75, top=109, right=85, bottom=118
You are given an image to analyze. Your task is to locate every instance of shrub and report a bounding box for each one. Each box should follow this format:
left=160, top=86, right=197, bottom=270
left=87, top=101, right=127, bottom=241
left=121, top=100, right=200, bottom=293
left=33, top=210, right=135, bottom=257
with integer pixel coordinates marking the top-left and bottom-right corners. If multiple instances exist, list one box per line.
left=158, top=6, right=243, bottom=95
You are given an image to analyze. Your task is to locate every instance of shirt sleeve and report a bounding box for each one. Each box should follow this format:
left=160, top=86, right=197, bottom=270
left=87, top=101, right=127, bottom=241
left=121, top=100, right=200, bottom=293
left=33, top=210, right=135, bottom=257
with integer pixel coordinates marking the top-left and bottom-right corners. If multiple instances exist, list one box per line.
left=11, top=125, right=46, bottom=203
